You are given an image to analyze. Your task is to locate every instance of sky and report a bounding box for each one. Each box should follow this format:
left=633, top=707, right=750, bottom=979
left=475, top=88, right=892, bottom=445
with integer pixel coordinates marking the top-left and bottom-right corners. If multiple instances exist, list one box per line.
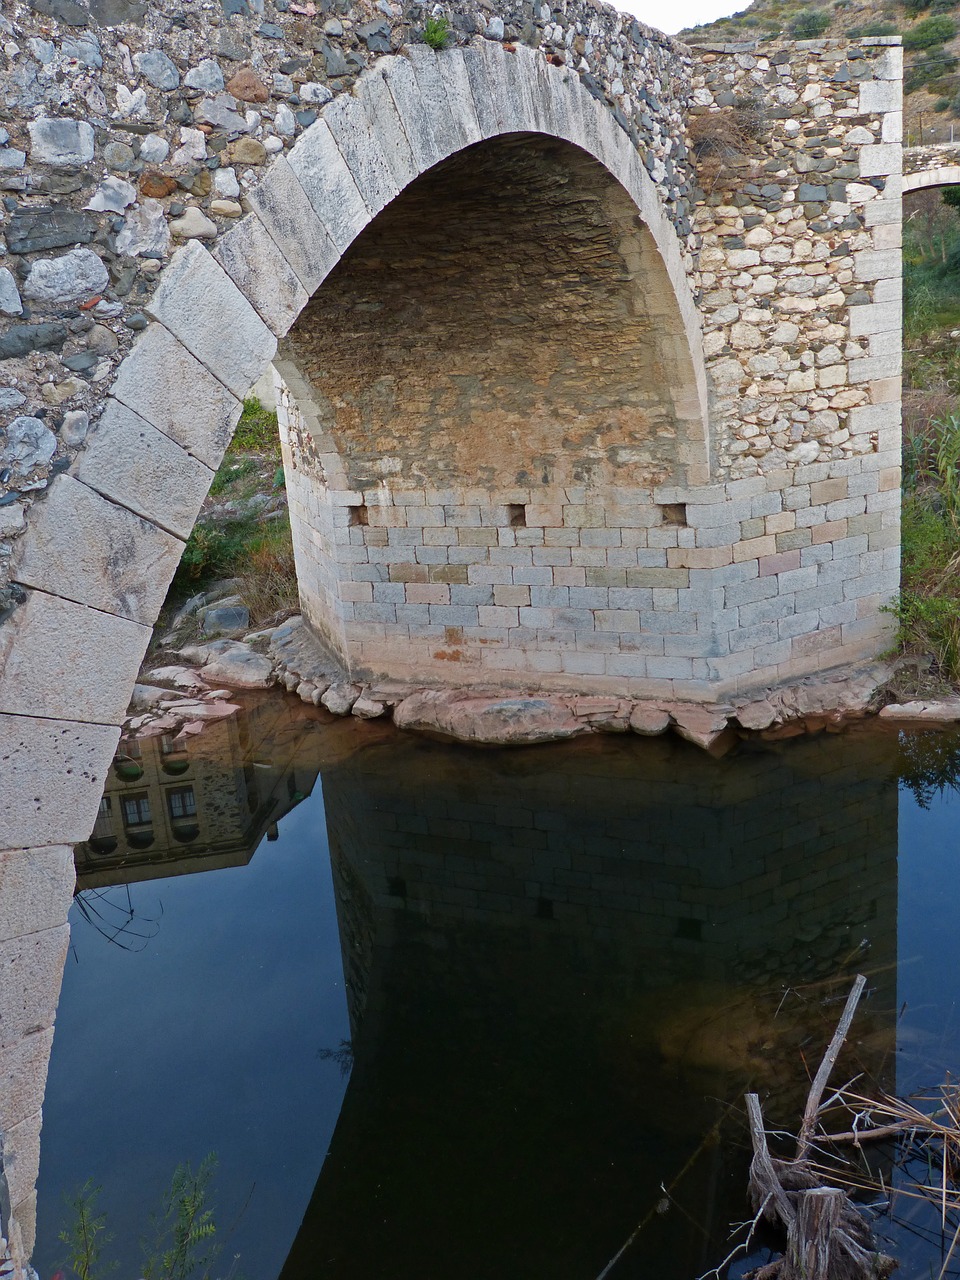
left=622, top=0, right=743, bottom=34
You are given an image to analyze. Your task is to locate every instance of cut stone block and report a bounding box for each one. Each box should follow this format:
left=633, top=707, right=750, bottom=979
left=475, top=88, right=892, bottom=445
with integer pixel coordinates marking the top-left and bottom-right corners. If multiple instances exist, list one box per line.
left=11, top=474, right=183, bottom=624
left=213, top=212, right=309, bottom=338
left=286, top=117, right=371, bottom=253
left=144, top=239, right=277, bottom=400
left=0, top=591, right=149, bottom=725
left=0, top=847, right=74, bottom=944
left=0, top=715, right=119, bottom=851
left=109, top=322, right=243, bottom=471
left=73, top=398, right=215, bottom=539
left=246, top=156, right=341, bottom=295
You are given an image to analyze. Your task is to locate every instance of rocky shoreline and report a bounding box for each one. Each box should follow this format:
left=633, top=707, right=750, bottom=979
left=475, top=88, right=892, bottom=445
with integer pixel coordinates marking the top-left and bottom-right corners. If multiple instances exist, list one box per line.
left=125, top=606, right=958, bottom=754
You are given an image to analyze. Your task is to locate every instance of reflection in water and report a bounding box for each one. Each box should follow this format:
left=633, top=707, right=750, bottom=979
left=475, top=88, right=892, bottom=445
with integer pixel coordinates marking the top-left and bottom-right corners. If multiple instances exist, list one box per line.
left=284, top=729, right=900, bottom=1280
left=26, top=703, right=960, bottom=1278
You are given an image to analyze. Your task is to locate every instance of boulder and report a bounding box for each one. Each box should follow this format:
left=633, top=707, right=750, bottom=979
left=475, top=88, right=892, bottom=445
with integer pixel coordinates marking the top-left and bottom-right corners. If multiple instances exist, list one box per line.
left=352, top=694, right=387, bottom=719
left=393, top=691, right=582, bottom=745
left=202, top=604, right=249, bottom=634
left=735, top=699, right=779, bottom=731
left=628, top=704, right=671, bottom=736
left=321, top=682, right=361, bottom=715
left=202, top=647, right=273, bottom=688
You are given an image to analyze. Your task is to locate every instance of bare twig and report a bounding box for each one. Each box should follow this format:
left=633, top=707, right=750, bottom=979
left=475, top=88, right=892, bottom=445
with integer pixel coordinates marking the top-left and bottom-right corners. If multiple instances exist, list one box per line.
left=696, top=1194, right=772, bottom=1280
left=796, top=974, right=867, bottom=1161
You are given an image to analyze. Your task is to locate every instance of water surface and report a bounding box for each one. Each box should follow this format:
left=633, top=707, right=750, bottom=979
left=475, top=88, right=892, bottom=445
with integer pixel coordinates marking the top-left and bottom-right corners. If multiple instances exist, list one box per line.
left=32, top=698, right=960, bottom=1279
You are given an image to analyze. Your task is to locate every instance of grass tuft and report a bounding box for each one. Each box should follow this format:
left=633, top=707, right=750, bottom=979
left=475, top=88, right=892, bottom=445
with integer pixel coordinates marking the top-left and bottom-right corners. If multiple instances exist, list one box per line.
left=422, top=14, right=451, bottom=49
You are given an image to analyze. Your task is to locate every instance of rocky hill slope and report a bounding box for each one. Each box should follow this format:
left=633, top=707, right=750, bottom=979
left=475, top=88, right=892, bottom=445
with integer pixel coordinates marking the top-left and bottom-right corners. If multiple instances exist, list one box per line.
left=683, top=0, right=959, bottom=142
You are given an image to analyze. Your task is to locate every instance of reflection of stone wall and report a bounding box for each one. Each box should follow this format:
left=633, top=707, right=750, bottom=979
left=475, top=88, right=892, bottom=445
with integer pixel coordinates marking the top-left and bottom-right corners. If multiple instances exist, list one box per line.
left=326, top=732, right=899, bottom=1017
left=282, top=731, right=898, bottom=1280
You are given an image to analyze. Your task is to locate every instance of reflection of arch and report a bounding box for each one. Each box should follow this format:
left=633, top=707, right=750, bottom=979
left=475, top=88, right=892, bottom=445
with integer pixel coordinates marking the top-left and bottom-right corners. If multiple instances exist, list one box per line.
left=904, top=165, right=960, bottom=191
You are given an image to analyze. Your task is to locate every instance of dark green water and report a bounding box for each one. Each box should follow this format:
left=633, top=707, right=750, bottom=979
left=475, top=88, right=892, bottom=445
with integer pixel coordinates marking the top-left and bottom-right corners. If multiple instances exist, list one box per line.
left=33, top=698, right=960, bottom=1279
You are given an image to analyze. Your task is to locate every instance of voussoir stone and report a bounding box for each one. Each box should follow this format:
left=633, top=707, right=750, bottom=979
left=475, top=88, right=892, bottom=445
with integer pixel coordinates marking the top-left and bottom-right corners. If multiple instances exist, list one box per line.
left=0, top=713, right=119, bottom=849
left=0, top=590, right=149, bottom=725
left=72, top=398, right=214, bottom=540
left=109, top=323, right=242, bottom=469
left=143, top=239, right=277, bottom=401
left=11, top=472, right=182, bottom=624
left=213, top=212, right=309, bottom=337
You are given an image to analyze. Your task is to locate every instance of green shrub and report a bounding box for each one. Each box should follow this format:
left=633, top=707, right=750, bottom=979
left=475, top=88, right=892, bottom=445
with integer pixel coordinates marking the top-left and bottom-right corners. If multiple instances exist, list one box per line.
left=903, top=13, right=957, bottom=46
left=892, top=494, right=960, bottom=681
left=904, top=0, right=933, bottom=17
left=905, top=49, right=959, bottom=90
left=850, top=19, right=900, bottom=33
left=789, top=8, right=831, bottom=35
left=232, top=396, right=280, bottom=455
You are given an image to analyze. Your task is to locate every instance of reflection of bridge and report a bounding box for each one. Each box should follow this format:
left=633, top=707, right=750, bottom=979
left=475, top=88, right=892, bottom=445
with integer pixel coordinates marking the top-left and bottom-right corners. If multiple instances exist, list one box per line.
left=5, top=700, right=903, bottom=1280
left=279, top=730, right=899, bottom=1279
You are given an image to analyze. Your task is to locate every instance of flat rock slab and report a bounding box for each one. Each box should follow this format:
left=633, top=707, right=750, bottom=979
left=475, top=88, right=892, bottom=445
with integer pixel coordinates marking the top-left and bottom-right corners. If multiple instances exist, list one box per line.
left=878, top=699, right=960, bottom=723
left=202, top=648, right=274, bottom=688
left=394, top=691, right=582, bottom=745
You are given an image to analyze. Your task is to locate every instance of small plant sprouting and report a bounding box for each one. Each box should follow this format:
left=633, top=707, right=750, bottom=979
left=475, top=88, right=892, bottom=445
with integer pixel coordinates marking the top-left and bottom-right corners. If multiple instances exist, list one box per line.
left=422, top=13, right=451, bottom=49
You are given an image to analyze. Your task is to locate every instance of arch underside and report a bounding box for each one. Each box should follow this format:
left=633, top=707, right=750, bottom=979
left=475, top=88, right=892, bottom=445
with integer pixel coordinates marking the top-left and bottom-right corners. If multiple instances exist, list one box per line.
left=277, top=132, right=708, bottom=683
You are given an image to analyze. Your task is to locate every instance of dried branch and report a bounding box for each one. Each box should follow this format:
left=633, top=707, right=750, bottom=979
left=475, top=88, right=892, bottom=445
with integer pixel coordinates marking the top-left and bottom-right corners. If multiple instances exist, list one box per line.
left=796, top=974, right=867, bottom=1161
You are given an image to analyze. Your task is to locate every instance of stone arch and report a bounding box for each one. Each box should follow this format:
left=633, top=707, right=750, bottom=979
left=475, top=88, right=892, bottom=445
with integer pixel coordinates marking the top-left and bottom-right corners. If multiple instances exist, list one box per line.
left=903, top=164, right=960, bottom=191
left=3, top=36, right=709, bottom=821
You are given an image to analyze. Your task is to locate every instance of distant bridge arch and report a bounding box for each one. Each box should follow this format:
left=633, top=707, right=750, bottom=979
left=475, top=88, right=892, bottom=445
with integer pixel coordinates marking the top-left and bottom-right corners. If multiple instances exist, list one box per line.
left=904, top=164, right=960, bottom=191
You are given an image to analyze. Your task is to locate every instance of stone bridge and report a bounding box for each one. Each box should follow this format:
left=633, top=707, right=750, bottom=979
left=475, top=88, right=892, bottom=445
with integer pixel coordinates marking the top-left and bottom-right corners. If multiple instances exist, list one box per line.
left=0, top=1, right=925, bottom=1269
left=904, top=140, right=960, bottom=192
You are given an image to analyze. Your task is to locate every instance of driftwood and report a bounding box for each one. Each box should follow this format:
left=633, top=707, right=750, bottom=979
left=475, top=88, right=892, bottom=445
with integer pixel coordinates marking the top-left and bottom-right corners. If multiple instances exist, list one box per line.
left=739, top=976, right=897, bottom=1280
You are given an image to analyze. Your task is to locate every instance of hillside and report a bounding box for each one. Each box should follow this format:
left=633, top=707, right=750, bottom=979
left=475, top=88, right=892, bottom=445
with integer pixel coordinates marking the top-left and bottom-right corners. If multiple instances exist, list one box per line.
left=682, top=0, right=960, bottom=141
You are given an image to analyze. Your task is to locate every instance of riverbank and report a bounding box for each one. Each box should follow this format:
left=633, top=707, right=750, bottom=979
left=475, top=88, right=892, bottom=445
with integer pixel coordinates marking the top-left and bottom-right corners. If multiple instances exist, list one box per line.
left=127, top=609, right=959, bottom=756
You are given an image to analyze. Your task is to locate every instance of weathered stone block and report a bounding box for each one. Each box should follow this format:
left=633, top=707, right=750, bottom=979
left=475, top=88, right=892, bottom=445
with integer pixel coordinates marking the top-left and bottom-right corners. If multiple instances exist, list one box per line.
left=109, top=323, right=243, bottom=471
left=0, top=1028, right=55, bottom=1136
left=246, top=156, right=341, bottom=295
left=213, top=212, right=309, bottom=338
left=12, top=474, right=182, bottom=624
left=0, top=715, right=118, bottom=851
left=322, top=91, right=404, bottom=217
left=145, top=239, right=277, bottom=400
left=0, top=847, right=74, bottom=944
left=73, top=399, right=214, bottom=540
left=0, top=591, right=149, bottom=725
left=286, top=118, right=371, bottom=253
